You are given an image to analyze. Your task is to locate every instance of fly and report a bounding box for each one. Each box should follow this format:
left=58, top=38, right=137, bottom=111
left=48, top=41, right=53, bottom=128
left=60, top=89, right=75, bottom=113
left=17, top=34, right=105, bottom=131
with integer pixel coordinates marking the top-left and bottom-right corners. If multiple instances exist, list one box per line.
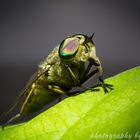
left=0, top=33, right=113, bottom=128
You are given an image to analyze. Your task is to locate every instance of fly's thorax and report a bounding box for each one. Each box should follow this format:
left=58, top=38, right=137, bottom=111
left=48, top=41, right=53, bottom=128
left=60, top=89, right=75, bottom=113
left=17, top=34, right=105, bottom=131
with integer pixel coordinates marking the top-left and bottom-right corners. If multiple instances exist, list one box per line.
left=49, top=62, right=78, bottom=87
left=46, top=46, right=60, bottom=63
left=39, top=46, right=60, bottom=71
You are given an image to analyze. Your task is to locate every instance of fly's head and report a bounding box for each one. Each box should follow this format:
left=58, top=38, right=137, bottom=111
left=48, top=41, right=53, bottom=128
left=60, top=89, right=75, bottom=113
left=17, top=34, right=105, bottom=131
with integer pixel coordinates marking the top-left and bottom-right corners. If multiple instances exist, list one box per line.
left=58, top=33, right=97, bottom=64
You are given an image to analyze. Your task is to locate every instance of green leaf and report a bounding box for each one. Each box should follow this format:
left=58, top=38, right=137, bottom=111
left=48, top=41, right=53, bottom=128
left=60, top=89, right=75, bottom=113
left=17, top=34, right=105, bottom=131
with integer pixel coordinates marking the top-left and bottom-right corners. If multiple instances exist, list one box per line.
left=0, top=66, right=140, bottom=140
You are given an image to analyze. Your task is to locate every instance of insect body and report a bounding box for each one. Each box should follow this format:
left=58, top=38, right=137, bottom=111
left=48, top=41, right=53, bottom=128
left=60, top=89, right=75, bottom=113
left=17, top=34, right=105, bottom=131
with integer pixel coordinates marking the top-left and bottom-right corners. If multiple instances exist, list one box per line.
left=2, top=33, right=112, bottom=126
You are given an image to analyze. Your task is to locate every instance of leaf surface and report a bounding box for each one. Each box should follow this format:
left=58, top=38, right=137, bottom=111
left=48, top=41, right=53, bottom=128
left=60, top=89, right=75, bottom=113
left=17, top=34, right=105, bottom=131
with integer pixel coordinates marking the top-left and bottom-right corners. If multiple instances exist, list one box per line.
left=0, top=66, right=140, bottom=140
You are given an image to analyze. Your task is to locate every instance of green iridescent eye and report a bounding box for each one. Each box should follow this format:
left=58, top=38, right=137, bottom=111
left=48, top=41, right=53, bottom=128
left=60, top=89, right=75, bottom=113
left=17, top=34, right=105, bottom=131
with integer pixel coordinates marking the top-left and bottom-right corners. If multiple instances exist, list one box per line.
left=59, top=38, right=79, bottom=58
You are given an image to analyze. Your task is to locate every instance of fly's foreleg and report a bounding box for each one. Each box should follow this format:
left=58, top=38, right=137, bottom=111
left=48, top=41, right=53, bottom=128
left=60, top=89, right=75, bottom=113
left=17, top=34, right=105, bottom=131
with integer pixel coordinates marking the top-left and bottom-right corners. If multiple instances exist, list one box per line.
left=94, top=57, right=113, bottom=93
left=80, top=68, right=98, bottom=85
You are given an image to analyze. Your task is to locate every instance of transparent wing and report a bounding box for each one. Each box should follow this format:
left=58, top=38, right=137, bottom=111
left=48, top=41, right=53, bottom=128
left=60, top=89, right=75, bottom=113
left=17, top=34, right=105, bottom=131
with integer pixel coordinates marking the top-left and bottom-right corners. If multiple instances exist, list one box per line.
left=0, top=69, right=47, bottom=120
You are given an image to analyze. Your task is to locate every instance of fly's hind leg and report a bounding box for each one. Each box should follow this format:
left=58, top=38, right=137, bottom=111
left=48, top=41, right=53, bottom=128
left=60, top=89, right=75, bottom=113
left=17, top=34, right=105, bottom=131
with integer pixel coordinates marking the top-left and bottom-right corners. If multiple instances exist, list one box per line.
left=2, top=113, right=21, bottom=130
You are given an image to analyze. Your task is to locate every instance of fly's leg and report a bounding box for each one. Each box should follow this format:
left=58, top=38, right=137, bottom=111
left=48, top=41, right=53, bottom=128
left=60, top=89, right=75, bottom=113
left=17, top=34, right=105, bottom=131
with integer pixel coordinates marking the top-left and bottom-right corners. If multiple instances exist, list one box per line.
left=80, top=68, right=101, bottom=92
left=64, top=63, right=99, bottom=95
left=64, top=64, right=93, bottom=87
left=47, top=85, right=66, bottom=102
left=80, top=58, right=113, bottom=93
left=82, top=62, right=93, bottom=79
left=64, top=64, right=100, bottom=95
left=47, top=85, right=66, bottom=94
left=98, top=75, right=113, bottom=93
left=6, top=113, right=21, bottom=124
left=64, top=64, right=90, bottom=95
left=66, top=90, right=81, bottom=96
left=81, top=68, right=98, bottom=84
left=64, top=64, right=80, bottom=86
left=92, top=57, right=113, bottom=93
left=1, top=113, right=21, bottom=130
left=47, top=65, right=80, bottom=96
left=64, top=62, right=112, bottom=94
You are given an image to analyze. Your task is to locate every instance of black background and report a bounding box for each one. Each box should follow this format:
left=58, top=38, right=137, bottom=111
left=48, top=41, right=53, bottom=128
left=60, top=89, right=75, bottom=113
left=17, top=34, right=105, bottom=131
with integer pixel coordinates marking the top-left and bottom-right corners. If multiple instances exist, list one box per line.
left=0, top=0, right=140, bottom=124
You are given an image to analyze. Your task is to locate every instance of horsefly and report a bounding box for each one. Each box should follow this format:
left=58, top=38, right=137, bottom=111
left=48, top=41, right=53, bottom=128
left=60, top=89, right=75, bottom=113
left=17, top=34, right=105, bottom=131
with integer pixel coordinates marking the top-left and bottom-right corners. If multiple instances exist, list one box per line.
left=0, top=33, right=113, bottom=129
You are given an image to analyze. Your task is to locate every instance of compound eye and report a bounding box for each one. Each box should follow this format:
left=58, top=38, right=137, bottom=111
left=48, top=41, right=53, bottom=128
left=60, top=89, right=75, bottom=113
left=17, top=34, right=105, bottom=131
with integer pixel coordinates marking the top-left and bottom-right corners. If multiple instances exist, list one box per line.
left=59, top=38, right=79, bottom=58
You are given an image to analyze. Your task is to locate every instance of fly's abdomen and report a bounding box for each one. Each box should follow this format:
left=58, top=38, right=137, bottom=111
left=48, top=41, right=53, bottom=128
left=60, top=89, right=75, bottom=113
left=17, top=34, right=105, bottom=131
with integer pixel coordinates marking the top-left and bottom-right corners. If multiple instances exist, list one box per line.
left=20, top=83, right=60, bottom=115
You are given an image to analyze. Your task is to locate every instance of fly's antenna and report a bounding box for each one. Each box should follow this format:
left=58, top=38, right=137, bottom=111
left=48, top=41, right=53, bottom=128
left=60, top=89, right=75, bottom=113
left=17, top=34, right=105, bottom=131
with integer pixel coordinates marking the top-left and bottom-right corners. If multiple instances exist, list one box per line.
left=89, top=32, right=94, bottom=40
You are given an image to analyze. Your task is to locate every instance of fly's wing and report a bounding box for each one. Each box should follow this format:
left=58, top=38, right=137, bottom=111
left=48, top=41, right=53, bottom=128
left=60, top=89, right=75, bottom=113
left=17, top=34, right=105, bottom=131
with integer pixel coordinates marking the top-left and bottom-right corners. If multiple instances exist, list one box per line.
left=0, top=69, right=48, bottom=120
